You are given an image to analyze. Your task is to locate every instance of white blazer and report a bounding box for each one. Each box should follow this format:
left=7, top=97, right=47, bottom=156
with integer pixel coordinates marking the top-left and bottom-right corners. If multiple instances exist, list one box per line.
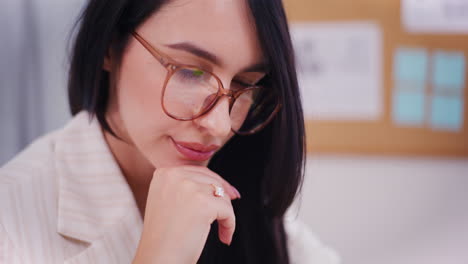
left=0, top=112, right=339, bottom=264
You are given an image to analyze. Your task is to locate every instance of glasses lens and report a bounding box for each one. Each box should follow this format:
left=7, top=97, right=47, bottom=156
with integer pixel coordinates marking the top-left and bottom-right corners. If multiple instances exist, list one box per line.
left=163, top=66, right=280, bottom=134
left=230, top=87, right=280, bottom=134
left=163, top=67, right=219, bottom=119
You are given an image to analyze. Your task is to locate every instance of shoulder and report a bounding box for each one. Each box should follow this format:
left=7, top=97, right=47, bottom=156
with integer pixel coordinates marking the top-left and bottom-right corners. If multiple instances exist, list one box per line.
left=0, top=129, right=59, bottom=187
left=0, top=129, right=63, bottom=261
left=0, top=129, right=61, bottom=229
left=0, top=111, right=92, bottom=218
left=0, top=128, right=60, bottom=186
left=284, top=211, right=340, bottom=264
left=0, top=111, right=91, bottom=187
left=0, top=111, right=117, bottom=263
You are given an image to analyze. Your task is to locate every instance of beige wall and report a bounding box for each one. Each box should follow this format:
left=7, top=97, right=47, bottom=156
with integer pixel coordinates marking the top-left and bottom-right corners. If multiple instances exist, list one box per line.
left=298, top=155, right=468, bottom=264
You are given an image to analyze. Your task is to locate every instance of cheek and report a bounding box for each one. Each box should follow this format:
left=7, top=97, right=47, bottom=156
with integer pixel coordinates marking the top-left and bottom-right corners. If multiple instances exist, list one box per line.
left=115, top=44, right=176, bottom=147
left=118, top=45, right=163, bottom=118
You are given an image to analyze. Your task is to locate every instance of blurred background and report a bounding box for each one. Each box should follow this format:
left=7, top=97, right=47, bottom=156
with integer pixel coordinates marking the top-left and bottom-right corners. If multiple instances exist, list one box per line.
left=1, top=0, right=467, bottom=263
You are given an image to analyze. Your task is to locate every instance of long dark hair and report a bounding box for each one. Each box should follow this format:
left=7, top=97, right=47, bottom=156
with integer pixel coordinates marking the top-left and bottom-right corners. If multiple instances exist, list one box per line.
left=68, top=0, right=305, bottom=263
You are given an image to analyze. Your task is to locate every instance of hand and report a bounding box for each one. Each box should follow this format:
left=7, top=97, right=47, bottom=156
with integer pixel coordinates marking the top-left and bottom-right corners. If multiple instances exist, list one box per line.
left=132, top=165, right=241, bottom=264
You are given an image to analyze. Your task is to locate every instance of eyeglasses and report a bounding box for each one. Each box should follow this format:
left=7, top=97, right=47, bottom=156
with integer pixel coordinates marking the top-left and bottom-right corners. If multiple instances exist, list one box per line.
left=131, top=31, right=281, bottom=135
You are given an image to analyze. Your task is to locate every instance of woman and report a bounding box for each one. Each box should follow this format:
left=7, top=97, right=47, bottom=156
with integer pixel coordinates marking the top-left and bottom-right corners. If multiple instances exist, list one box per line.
left=0, top=0, right=339, bottom=263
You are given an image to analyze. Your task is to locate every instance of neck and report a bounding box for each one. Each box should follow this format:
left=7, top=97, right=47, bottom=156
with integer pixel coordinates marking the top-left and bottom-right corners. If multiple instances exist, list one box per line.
left=102, top=126, right=154, bottom=219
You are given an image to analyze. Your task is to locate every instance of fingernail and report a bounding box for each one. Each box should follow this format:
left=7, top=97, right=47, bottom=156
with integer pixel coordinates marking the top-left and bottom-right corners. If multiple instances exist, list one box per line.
left=230, top=185, right=241, bottom=199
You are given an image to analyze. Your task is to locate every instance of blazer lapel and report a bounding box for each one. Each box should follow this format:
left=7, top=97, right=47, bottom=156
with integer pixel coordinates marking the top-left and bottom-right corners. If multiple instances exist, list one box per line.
left=54, top=112, right=143, bottom=263
left=64, top=209, right=142, bottom=264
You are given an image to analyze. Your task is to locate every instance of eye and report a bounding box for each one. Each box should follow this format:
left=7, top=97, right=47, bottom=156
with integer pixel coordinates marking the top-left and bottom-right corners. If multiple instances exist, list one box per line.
left=231, top=79, right=252, bottom=91
left=191, top=69, right=205, bottom=77
left=178, top=69, right=205, bottom=79
left=232, top=72, right=267, bottom=89
left=175, top=68, right=208, bottom=82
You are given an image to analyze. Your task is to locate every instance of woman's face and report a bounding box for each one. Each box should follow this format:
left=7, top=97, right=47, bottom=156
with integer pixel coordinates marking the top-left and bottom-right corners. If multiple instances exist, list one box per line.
left=106, top=0, right=266, bottom=168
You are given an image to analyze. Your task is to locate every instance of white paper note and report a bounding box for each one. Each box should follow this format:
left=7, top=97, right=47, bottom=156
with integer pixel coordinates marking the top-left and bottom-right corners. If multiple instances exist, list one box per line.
left=402, top=0, right=468, bottom=34
left=291, top=22, right=383, bottom=121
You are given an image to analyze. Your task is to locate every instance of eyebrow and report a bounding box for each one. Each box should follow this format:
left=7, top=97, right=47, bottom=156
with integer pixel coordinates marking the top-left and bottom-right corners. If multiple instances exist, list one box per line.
left=165, top=41, right=269, bottom=73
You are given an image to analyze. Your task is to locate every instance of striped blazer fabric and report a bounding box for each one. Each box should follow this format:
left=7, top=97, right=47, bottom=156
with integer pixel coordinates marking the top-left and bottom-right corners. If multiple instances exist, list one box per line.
left=0, top=111, right=339, bottom=264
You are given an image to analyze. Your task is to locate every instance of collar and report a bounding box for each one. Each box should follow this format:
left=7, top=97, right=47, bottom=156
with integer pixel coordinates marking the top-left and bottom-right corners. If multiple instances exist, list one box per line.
left=55, top=111, right=142, bottom=245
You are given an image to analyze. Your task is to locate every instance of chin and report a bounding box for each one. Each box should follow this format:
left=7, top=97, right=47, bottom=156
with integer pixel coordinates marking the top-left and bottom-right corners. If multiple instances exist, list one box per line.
left=146, top=153, right=208, bottom=169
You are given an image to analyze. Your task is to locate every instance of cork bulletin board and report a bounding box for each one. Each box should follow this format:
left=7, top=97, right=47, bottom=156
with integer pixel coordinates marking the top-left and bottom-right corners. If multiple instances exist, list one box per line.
left=284, top=0, right=468, bottom=156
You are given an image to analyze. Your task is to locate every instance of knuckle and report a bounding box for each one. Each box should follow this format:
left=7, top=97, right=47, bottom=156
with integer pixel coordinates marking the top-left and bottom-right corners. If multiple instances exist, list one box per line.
left=225, top=218, right=236, bottom=229
left=193, top=188, right=208, bottom=202
left=180, top=178, right=197, bottom=193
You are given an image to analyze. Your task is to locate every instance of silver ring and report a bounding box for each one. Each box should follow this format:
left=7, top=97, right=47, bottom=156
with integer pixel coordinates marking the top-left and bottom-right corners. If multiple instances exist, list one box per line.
left=210, top=184, right=225, bottom=197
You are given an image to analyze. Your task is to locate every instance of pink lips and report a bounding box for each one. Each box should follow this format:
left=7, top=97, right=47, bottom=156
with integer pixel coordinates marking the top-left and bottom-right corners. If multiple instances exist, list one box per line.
left=171, top=138, right=220, bottom=161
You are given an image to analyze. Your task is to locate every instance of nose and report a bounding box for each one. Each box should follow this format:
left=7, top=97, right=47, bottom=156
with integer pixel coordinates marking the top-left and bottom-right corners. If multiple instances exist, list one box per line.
left=193, top=96, right=232, bottom=138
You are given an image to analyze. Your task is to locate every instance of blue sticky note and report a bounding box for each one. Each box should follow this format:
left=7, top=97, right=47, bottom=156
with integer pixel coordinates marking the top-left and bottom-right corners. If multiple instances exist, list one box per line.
left=392, top=90, right=426, bottom=126
left=430, top=95, right=464, bottom=132
left=432, top=51, right=466, bottom=92
left=393, top=48, right=429, bottom=87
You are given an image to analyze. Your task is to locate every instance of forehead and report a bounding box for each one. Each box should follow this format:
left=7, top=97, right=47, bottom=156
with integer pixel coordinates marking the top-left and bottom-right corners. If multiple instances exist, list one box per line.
left=138, top=0, right=264, bottom=72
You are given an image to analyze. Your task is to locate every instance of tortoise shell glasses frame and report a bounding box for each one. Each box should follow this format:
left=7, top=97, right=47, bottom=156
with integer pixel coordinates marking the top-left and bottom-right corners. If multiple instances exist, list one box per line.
left=131, top=31, right=281, bottom=135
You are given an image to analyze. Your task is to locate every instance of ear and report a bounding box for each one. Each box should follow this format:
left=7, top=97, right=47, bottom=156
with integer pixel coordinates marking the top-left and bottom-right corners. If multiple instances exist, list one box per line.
left=103, top=54, right=112, bottom=72
left=103, top=48, right=112, bottom=72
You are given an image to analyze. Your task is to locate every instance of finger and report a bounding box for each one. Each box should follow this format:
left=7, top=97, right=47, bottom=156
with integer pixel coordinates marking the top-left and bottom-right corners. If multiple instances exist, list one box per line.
left=180, top=167, right=240, bottom=200
left=191, top=176, right=234, bottom=207
left=181, top=166, right=241, bottom=199
left=205, top=189, right=236, bottom=246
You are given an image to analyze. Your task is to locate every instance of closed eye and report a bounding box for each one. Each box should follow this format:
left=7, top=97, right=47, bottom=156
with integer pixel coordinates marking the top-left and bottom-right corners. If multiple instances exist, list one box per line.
left=231, top=79, right=253, bottom=91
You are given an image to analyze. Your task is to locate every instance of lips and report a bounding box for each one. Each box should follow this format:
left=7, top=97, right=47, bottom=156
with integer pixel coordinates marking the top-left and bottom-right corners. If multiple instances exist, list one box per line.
left=171, top=138, right=220, bottom=161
